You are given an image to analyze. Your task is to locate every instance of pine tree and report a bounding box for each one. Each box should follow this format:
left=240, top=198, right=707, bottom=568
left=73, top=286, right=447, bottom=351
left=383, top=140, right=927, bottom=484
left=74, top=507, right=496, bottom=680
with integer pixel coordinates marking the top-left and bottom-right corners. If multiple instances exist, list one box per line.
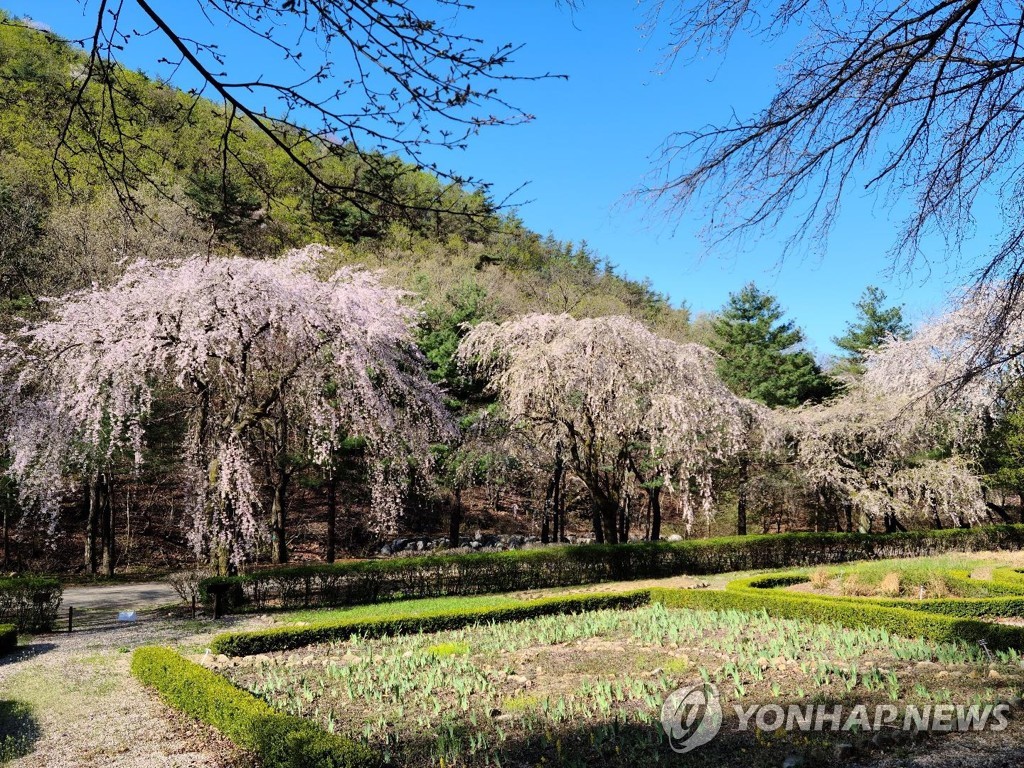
left=711, top=283, right=833, bottom=408
left=833, top=286, right=911, bottom=372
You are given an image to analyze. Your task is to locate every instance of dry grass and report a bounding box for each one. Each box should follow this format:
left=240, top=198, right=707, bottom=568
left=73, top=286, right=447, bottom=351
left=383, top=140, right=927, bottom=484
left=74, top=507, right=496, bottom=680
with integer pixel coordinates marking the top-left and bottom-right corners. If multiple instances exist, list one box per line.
left=839, top=574, right=874, bottom=597
left=878, top=571, right=902, bottom=598
left=809, top=567, right=831, bottom=589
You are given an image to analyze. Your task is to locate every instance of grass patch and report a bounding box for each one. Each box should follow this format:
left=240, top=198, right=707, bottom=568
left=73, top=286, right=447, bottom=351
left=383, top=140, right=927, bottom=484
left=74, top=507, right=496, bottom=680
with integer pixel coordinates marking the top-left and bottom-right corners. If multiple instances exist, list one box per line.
left=278, top=594, right=529, bottom=625
left=427, top=641, right=470, bottom=658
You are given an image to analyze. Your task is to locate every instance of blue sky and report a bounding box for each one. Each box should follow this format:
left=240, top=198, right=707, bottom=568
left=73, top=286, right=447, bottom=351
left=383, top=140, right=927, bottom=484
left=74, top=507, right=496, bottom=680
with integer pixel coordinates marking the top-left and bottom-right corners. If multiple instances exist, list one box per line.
left=6, top=1, right=999, bottom=357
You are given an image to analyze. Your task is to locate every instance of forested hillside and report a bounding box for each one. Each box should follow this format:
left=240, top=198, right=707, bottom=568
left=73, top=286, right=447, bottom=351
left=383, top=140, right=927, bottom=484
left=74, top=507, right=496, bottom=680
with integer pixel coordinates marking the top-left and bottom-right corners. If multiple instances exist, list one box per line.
left=0, top=12, right=694, bottom=573
left=0, top=12, right=688, bottom=334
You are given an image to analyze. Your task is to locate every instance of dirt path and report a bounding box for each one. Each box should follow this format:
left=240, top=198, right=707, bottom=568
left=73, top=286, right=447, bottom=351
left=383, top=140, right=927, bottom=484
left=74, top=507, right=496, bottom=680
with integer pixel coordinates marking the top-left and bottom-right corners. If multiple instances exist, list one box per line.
left=0, top=619, right=256, bottom=768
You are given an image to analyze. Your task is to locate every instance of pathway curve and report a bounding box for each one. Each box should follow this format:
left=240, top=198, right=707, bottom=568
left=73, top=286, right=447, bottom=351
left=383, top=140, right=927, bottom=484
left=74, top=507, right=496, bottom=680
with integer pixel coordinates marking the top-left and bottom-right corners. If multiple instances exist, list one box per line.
left=1, top=585, right=258, bottom=768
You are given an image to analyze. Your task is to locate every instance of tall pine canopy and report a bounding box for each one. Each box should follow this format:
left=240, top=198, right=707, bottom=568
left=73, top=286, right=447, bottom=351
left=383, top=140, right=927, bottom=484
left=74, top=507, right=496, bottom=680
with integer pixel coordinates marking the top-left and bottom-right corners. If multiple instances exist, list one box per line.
left=833, top=286, right=911, bottom=372
left=712, top=283, right=833, bottom=408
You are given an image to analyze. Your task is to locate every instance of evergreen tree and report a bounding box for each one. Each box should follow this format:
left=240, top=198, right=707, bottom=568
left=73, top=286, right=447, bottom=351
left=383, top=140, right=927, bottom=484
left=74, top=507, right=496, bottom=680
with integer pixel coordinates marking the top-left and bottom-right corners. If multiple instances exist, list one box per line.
left=833, top=286, right=911, bottom=372
left=982, top=377, right=1024, bottom=512
left=711, top=283, right=832, bottom=408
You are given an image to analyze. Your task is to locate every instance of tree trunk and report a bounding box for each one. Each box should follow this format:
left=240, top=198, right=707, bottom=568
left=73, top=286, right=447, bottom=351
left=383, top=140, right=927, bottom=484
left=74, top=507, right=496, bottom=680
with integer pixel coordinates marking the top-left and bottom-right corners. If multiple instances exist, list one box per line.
left=270, top=413, right=291, bottom=565
left=326, top=469, right=337, bottom=563
left=448, top=488, right=463, bottom=547
left=557, top=476, right=566, bottom=543
left=648, top=486, right=662, bottom=541
left=2, top=496, right=9, bottom=568
left=99, top=473, right=114, bottom=578
left=591, top=500, right=604, bottom=543
left=598, top=496, right=619, bottom=545
left=736, top=454, right=749, bottom=536
left=270, top=475, right=290, bottom=564
left=618, top=496, right=630, bottom=542
left=84, top=478, right=98, bottom=575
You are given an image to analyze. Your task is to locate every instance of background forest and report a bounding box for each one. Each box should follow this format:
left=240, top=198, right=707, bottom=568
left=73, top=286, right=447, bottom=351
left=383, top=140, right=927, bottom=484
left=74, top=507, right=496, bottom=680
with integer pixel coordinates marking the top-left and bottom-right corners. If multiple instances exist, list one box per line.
left=0, top=13, right=1019, bottom=577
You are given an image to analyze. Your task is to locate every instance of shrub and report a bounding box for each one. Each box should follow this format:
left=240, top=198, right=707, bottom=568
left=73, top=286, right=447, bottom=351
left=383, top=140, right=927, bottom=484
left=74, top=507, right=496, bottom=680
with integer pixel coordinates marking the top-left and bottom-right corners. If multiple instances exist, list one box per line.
left=0, top=578, right=62, bottom=633
left=0, top=625, right=15, bottom=657
left=131, top=646, right=377, bottom=768
left=168, top=565, right=214, bottom=606
left=200, top=524, right=1024, bottom=615
left=210, top=591, right=651, bottom=656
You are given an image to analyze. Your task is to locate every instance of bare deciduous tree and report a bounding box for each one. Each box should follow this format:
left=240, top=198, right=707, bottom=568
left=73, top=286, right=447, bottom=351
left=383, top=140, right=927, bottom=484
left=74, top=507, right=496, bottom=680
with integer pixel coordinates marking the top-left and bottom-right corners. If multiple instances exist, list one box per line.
left=641, top=1, right=1024, bottom=313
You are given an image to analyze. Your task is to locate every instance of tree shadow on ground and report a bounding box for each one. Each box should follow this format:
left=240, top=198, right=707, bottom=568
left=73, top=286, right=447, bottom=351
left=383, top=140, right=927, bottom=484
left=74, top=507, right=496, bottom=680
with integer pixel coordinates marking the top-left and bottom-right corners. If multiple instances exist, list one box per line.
left=0, top=700, right=39, bottom=763
left=389, top=712, right=1023, bottom=768
left=0, top=642, right=56, bottom=669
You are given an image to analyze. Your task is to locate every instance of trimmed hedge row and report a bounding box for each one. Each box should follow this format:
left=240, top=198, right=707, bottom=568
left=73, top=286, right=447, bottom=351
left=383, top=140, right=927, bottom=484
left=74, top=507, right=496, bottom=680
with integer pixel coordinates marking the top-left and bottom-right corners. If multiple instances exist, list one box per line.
left=131, top=646, right=377, bottom=768
left=201, top=524, right=1024, bottom=615
left=732, top=572, right=1024, bottom=619
left=0, top=624, right=15, bottom=656
left=0, top=577, right=62, bottom=633
left=650, top=587, right=1024, bottom=651
left=210, top=591, right=651, bottom=656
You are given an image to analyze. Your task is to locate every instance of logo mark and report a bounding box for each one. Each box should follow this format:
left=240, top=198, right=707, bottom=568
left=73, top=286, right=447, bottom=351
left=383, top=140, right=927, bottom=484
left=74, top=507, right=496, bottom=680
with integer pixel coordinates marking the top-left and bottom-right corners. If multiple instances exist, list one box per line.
left=661, top=683, right=723, bottom=753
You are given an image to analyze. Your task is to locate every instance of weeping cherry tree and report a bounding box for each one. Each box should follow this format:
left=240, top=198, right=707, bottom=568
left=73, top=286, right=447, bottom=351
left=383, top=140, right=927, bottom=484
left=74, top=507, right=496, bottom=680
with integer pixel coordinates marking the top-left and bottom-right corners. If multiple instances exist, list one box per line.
left=785, top=289, right=1003, bottom=532
left=0, top=245, right=455, bottom=573
left=458, top=314, right=753, bottom=542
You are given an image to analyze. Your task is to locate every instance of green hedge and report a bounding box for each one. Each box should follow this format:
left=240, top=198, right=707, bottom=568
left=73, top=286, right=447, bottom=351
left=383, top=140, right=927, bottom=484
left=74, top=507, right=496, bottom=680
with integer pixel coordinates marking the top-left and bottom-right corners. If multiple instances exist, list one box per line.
left=131, top=646, right=377, bottom=768
left=211, top=591, right=651, bottom=656
left=651, top=587, right=1024, bottom=651
left=0, top=624, right=15, bottom=656
left=0, top=577, right=62, bottom=633
left=200, top=524, right=1024, bottom=615
left=731, top=572, right=1024, bottom=619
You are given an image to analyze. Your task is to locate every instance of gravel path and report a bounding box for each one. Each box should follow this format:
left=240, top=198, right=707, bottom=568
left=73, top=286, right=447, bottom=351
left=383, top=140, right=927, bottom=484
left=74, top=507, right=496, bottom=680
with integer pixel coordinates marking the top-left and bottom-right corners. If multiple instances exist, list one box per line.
left=0, top=619, right=254, bottom=768
left=61, top=582, right=180, bottom=612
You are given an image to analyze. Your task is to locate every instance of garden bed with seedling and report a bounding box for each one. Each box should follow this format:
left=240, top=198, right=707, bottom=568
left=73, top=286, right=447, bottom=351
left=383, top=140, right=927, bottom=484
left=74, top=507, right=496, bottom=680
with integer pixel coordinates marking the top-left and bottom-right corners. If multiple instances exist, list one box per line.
left=212, top=603, right=1024, bottom=768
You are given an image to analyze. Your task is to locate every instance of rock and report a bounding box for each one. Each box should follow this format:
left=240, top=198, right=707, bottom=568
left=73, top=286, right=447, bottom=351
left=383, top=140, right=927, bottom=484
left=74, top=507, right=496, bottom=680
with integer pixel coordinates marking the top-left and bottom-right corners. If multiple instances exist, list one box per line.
left=782, top=754, right=804, bottom=768
left=470, top=541, right=481, bottom=549
left=415, top=540, right=425, bottom=551
left=915, top=660, right=938, bottom=669
left=489, top=708, right=502, bottom=718
left=379, top=544, right=393, bottom=556
left=988, top=668, right=1003, bottom=680
left=1008, top=695, right=1024, bottom=709
left=667, top=534, right=683, bottom=542
left=650, top=667, right=663, bottom=676
left=834, top=743, right=855, bottom=761
left=756, top=657, right=770, bottom=671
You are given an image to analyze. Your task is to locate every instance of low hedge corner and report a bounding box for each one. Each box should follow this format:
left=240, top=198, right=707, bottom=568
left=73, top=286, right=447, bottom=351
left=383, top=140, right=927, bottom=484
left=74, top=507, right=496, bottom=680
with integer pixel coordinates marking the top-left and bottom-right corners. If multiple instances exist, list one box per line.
left=131, top=646, right=377, bottom=768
